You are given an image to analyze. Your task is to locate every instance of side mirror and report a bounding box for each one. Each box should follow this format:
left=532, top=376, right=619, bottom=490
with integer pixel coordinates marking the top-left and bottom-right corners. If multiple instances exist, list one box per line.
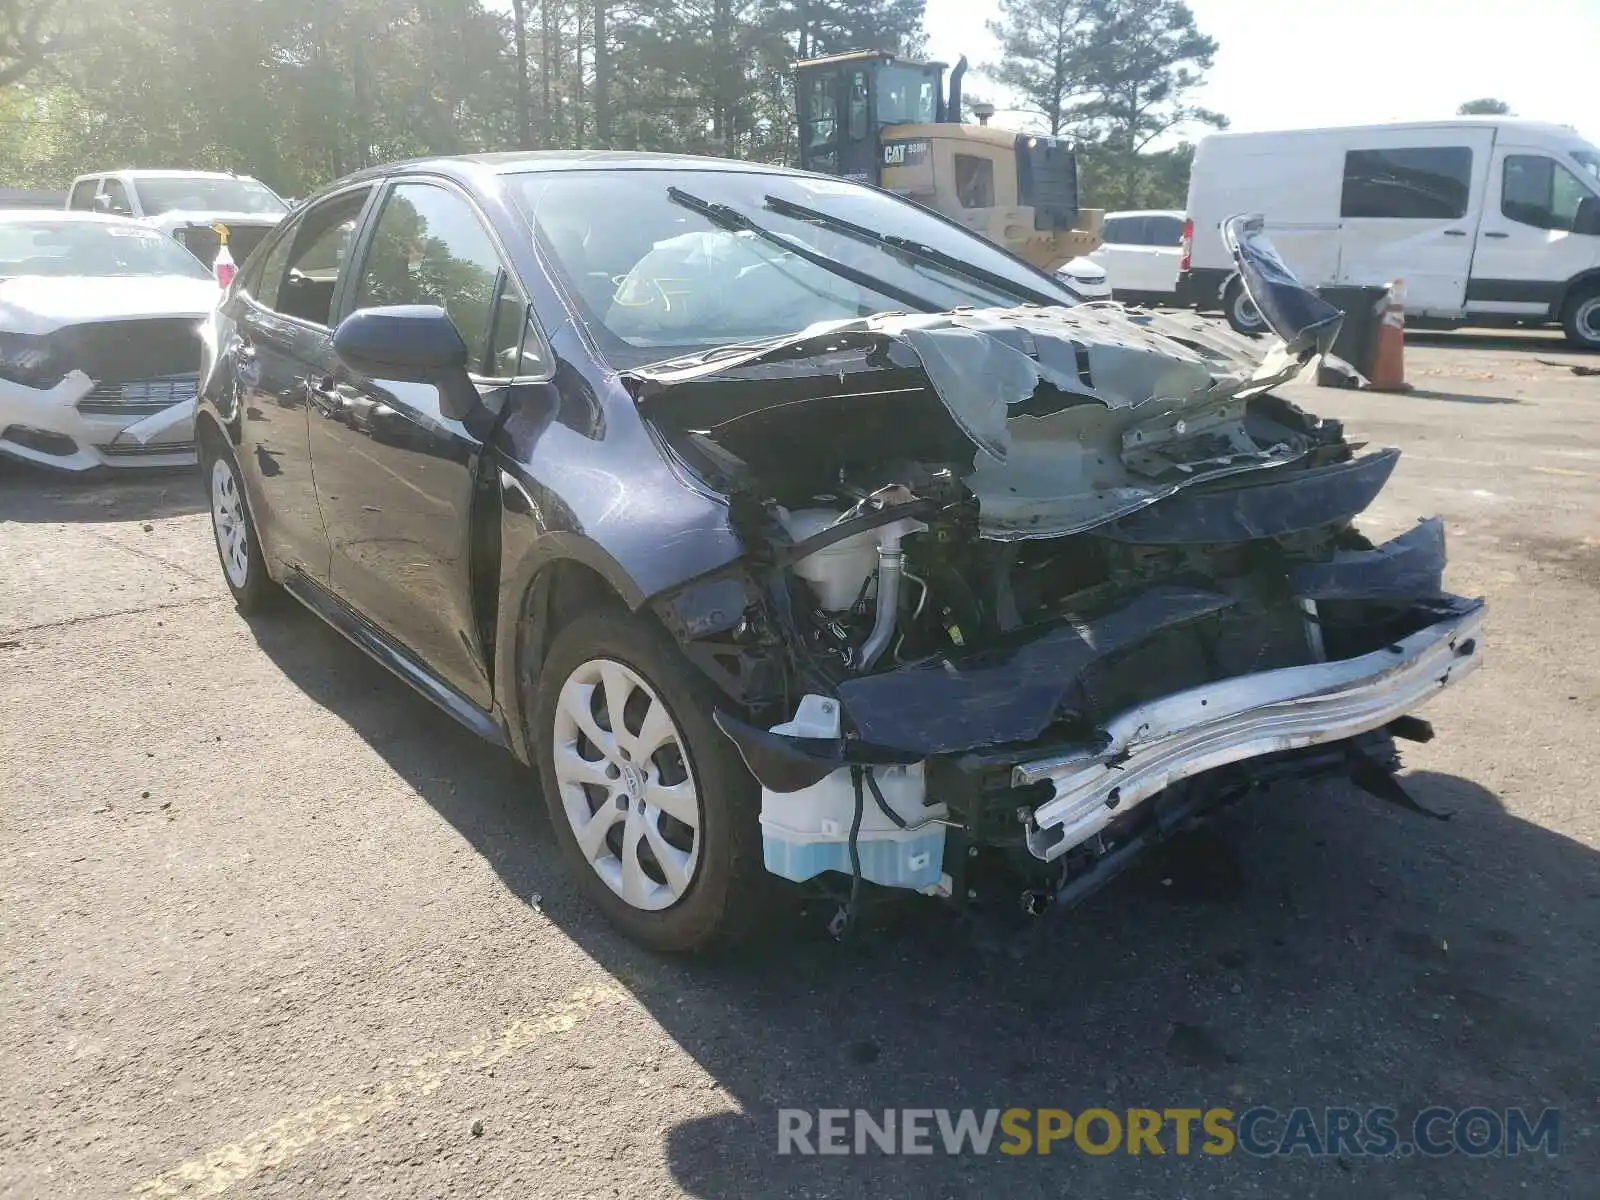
left=333, top=305, right=479, bottom=420
left=1574, top=194, right=1600, bottom=237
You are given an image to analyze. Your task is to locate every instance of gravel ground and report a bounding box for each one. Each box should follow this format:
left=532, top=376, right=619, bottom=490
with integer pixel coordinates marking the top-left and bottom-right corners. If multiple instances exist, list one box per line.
left=2, top=330, right=1597, bottom=1199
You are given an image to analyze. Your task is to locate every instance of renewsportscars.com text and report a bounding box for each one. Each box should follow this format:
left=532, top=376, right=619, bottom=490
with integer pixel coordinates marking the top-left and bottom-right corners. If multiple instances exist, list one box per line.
left=777, top=1106, right=1560, bottom=1158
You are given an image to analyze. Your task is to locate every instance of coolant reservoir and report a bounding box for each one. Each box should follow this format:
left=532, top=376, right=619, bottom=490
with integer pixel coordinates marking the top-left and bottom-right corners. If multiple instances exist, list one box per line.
left=776, top=508, right=879, bottom=612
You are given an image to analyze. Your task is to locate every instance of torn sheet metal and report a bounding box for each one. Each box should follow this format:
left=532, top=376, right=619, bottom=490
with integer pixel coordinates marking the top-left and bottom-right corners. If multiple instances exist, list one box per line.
left=1291, top=517, right=1447, bottom=600
left=628, top=302, right=1338, bottom=542
left=1094, top=448, right=1401, bottom=545
left=832, top=585, right=1235, bottom=756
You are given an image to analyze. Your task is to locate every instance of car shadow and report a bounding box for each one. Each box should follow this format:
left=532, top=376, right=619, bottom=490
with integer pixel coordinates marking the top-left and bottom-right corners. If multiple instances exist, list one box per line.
left=1400, top=387, right=1524, bottom=406
left=0, top=459, right=205, bottom=523
left=246, top=604, right=1597, bottom=1199
left=1405, top=329, right=1584, bottom=354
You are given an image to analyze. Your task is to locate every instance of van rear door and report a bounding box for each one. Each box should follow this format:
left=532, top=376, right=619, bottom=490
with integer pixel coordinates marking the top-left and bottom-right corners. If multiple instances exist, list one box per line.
left=1468, top=145, right=1600, bottom=319
left=1334, top=128, right=1495, bottom=315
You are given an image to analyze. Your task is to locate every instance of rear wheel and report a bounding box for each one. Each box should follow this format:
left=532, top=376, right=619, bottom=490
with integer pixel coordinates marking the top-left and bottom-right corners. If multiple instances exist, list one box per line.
left=202, top=441, right=278, bottom=612
left=1561, top=285, right=1600, bottom=351
left=1224, top=278, right=1266, bottom=336
left=532, top=609, right=768, bottom=953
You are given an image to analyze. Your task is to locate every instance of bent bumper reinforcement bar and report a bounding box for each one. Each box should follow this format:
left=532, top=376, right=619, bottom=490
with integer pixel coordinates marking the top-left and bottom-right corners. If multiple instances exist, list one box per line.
left=1016, top=604, right=1485, bottom=861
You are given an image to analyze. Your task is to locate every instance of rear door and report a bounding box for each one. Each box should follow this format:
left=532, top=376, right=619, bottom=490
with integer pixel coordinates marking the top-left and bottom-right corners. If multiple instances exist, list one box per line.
left=1468, top=146, right=1600, bottom=317
left=309, top=177, right=532, bottom=708
left=1333, top=130, right=1495, bottom=314
left=232, top=184, right=377, bottom=581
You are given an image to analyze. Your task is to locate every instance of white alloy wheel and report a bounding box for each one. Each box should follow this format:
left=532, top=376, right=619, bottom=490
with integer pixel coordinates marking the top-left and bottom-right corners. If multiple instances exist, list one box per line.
left=211, top=456, right=251, bottom=589
left=550, top=657, right=701, bottom=911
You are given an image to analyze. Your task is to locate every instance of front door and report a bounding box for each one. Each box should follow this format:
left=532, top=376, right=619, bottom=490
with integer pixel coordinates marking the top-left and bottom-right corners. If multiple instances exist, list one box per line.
left=1333, top=131, right=1494, bottom=315
left=230, top=186, right=375, bottom=581
left=309, top=179, right=527, bottom=709
left=1468, top=147, right=1600, bottom=317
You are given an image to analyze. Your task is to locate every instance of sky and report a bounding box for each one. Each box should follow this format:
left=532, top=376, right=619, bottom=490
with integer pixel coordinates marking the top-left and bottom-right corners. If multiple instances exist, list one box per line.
left=921, top=0, right=1598, bottom=145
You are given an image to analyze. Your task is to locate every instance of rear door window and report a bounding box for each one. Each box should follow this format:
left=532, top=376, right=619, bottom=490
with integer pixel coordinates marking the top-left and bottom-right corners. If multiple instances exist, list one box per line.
left=1145, top=214, right=1184, bottom=246
left=267, top=188, right=372, bottom=326
left=1341, top=147, right=1473, bottom=219
left=1102, top=216, right=1132, bottom=244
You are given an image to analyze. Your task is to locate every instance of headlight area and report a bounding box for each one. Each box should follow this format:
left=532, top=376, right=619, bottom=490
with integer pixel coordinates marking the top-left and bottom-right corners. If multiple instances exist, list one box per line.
left=0, top=332, right=66, bottom=391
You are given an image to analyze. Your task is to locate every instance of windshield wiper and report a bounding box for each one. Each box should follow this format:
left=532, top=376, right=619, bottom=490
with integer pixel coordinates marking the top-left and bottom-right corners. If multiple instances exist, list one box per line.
left=763, top=194, right=1069, bottom=309
left=665, top=187, right=942, bottom=315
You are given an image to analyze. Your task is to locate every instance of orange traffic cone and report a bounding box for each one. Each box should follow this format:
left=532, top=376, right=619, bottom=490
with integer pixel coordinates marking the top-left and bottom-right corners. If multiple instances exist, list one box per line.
left=1368, top=279, right=1412, bottom=392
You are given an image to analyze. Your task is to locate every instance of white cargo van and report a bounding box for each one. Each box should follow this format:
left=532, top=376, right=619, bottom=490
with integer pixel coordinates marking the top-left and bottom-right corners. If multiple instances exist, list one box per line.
left=1178, top=119, right=1600, bottom=348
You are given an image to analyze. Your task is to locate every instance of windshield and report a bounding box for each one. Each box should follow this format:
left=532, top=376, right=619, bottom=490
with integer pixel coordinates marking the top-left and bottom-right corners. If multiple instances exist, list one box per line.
left=136, top=176, right=287, bottom=216
left=0, top=220, right=211, bottom=280
left=1571, top=148, right=1600, bottom=184
left=876, top=65, right=939, bottom=125
left=509, top=169, right=1078, bottom=367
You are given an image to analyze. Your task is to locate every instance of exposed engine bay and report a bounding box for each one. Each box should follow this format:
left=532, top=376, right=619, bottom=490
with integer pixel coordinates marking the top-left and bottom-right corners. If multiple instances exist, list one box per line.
left=629, top=219, right=1484, bottom=931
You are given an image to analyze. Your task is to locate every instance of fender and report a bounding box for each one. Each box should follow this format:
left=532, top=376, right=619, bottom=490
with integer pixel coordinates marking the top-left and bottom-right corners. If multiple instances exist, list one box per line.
left=489, top=466, right=748, bottom=764
left=1556, top=266, right=1600, bottom=314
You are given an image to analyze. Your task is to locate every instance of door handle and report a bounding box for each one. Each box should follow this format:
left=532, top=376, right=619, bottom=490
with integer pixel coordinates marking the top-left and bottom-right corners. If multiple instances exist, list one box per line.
left=1484, top=231, right=1510, bottom=239
left=1443, top=229, right=1467, bottom=237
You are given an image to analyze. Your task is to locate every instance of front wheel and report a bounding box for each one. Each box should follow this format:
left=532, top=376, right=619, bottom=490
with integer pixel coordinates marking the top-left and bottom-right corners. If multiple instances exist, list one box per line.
left=1561, top=285, right=1600, bottom=351
left=532, top=609, right=768, bottom=953
left=1224, top=279, right=1266, bottom=336
left=202, top=441, right=279, bottom=613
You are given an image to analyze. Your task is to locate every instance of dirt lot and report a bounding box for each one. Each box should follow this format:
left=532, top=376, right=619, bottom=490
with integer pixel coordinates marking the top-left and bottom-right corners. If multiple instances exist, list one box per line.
left=2, top=331, right=1597, bottom=1199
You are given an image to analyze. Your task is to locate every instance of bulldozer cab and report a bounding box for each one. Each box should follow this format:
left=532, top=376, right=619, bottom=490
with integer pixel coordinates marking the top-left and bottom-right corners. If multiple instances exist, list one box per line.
left=794, top=51, right=944, bottom=185
left=792, top=50, right=1100, bottom=272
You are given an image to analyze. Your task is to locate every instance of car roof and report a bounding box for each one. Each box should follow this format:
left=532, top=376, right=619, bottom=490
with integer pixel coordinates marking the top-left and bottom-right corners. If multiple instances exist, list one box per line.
left=1200, top=117, right=1585, bottom=143
left=324, top=150, right=813, bottom=190
left=76, top=169, right=265, bottom=181
left=0, top=208, right=152, bottom=227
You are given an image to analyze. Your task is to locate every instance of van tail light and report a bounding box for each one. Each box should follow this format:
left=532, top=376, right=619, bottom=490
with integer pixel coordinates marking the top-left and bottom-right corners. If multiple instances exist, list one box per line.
left=1179, top=218, right=1193, bottom=273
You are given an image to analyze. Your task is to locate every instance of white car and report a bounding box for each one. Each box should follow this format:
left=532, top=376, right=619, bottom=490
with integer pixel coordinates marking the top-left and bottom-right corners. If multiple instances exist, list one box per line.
left=1088, top=209, right=1185, bottom=304
left=0, top=211, right=218, bottom=472
left=66, top=170, right=287, bottom=273
left=1055, top=255, right=1112, bottom=300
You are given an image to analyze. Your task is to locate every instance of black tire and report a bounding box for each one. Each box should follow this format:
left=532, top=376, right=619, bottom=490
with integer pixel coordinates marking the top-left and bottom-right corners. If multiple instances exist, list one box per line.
left=200, top=438, right=279, bottom=613
left=1560, top=284, right=1600, bottom=351
left=532, top=608, right=769, bottom=954
left=1224, top=278, right=1266, bottom=337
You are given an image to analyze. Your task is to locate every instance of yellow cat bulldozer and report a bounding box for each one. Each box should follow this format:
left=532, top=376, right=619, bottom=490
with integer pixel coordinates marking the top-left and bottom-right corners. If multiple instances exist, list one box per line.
left=793, top=49, right=1103, bottom=272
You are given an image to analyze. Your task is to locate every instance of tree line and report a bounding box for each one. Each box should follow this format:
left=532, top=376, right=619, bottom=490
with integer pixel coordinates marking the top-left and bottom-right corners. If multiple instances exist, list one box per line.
left=1, top=0, right=1224, bottom=209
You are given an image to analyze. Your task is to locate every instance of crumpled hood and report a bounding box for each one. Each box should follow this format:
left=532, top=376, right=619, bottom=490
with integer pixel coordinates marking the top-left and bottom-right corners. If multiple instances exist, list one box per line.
left=627, top=219, right=1348, bottom=542
left=0, top=275, right=218, bottom=335
left=629, top=303, right=1317, bottom=540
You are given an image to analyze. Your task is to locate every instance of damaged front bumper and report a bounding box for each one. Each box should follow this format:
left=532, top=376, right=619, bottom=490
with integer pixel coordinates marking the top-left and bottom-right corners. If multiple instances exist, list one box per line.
left=1017, top=599, right=1483, bottom=862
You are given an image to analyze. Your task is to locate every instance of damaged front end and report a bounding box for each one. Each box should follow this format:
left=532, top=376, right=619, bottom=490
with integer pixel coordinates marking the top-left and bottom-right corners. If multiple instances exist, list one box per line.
left=634, top=217, right=1483, bottom=925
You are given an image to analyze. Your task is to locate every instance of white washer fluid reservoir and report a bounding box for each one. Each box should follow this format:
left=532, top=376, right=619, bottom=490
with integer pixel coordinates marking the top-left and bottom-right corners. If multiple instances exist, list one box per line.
left=757, top=694, right=947, bottom=890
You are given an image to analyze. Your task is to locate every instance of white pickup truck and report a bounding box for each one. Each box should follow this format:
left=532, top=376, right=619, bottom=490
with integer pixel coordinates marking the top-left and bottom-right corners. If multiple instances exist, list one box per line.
left=66, top=169, right=288, bottom=271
